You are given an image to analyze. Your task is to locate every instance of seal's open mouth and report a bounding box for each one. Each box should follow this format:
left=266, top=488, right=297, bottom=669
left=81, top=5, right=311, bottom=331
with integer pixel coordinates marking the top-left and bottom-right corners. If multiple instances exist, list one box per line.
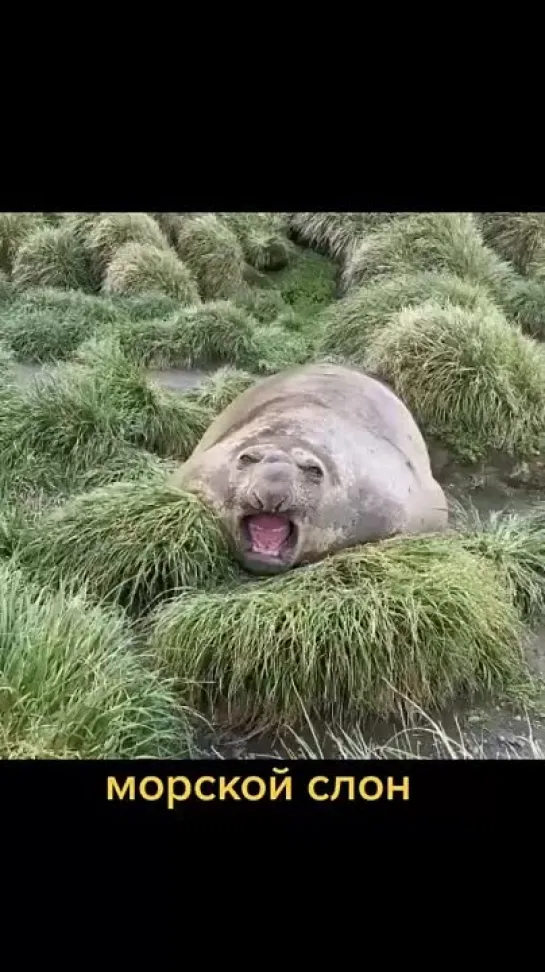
left=240, top=513, right=297, bottom=567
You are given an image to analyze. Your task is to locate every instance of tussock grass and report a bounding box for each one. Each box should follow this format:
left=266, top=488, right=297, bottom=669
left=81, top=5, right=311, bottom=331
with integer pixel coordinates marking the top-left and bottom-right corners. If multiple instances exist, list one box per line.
left=151, top=212, right=188, bottom=245
left=149, top=536, right=528, bottom=727
left=364, top=300, right=545, bottom=462
left=111, top=315, right=194, bottom=368
left=318, top=271, right=498, bottom=362
left=61, top=212, right=100, bottom=241
left=0, top=213, right=45, bottom=274
left=18, top=481, right=238, bottom=615
left=0, top=287, right=129, bottom=362
left=0, top=340, right=212, bottom=507
left=234, top=286, right=287, bottom=324
left=71, top=338, right=212, bottom=458
left=0, top=340, right=16, bottom=373
left=252, top=324, right=314, bottom=374
left=112, top=301, right=260, bottom=371
left=0, top=271, right=15, bottom=304
left=287, top=212, right=400, bottom=260
left=0, top=504, right=29, bottom=558
left=12, top=224, right=97, bottom=292
left=501, top=276, right=545, bottom=340
left=114, top=292, right=181, bottom=320
left=219, top=213, right=292, bottom=271
left=0, top=288, right=184, bottom=364
left=0, top=564, right=190, bottom=758
left=341, top=213, right=515, bottom=298
left=479, top=212, right=545, bottom=275
left=86, top=212, right=170, bottom=274
left=189, top=367, right=256, bottom=411
left=174, top=214, right=246, bottom=299
left=0, top=439, right=167, bottom=513
left=456, top=504, right=545, bottom=622
left=102, top=242, right=200, bottom=302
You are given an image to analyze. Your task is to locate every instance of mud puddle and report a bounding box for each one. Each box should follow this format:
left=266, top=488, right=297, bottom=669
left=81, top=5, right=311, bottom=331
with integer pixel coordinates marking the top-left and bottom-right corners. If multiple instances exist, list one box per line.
left=13, top=361, right=209, bottom=394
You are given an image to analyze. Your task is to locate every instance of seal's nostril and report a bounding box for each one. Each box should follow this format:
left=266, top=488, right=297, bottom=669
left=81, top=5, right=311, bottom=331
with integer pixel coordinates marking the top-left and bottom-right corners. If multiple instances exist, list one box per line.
left=251, top=490, right=264, bottom=510
left=239, top=452, right=259, bottom=466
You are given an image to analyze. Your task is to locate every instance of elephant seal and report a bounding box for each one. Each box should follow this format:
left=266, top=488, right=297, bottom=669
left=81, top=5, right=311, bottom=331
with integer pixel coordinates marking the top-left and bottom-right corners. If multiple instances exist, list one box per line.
left=169, top=362, right=449, bottom=575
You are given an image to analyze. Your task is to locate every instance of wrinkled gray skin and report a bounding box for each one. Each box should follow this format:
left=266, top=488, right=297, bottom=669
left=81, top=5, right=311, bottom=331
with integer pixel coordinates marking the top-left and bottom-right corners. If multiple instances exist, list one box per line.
left=169, top=362, right=449, bottom=575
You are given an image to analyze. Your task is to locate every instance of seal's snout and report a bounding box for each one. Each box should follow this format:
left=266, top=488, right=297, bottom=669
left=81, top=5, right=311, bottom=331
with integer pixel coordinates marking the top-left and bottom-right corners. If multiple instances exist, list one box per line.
left=249, top=478, right=293, bottom=514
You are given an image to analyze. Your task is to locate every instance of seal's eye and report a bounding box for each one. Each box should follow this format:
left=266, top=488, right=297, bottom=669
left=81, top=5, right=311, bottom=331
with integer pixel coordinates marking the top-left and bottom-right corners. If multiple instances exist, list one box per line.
left=301, top=464, right=324, bottom=480
left=238, top=452, right=260, bottom=466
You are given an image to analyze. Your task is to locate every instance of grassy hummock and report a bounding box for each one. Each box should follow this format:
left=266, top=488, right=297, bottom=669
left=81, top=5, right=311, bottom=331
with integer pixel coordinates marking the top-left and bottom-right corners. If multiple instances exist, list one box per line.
left=341, top=213, right=515, bottom=299
left=456, top=505, right=545, bottom=622
left=11, top=224, right=97, bottom=293
left=174, top=214, right=246, bottom=300
left=86, top=212, right=170, bottom=274
left=188, top=367, right=257, bottom=411
left=0, top=340, right=213, bottom=503
left=17, top=480, right=238, bottom=615
left=0, top=287, right=129, bottom=361
left=363, top=300, right=545, bottom=462
left=501, top=276, right=545, bottom=340
left=318, top=270, right=498, bottom=362
left=102, top=242, right=200, bottom=302
left=287, top=212, right=399, bottom=260
left=0, top=212, right=46, bottom=274
left=0, top=565, right=191, bottom=759
left=218, top=213, right=292, bottom=271
left=149, top=534, right=529, bottom=727
left=111, top=300, right=260, bottom=370
left=478, top=212, right=545, bottom=275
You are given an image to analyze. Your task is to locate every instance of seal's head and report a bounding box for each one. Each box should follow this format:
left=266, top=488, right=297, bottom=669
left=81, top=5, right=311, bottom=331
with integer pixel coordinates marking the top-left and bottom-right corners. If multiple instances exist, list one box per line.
left=224, top=440, right=329, bottom=575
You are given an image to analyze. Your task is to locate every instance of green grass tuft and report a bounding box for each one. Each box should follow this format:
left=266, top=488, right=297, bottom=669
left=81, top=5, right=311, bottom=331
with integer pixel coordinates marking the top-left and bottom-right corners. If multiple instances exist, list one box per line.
left=111, top=300, right=261, bottom=370
left=113, top=292, right=181, bottom=320
left=0, top=564, right=190, bottom=758
left=102, top=242, right=200, bottom=302
left=319, top=271, right=499, bottom=362
left=174, top=214, right=246, bottom=300
left=252, top=324, right=314, bottom=374
left=0, top=271, right=15, bottom=304
left=17, top=480, right=238, bottom=615
left=12, top=224, right=97, bottom=293
left=86, top=212, right=170, bottom=275
left=287, top=212, right=401, bottom=260
left=219, top=213, right=293, bottom=271
left=341, top=213, right=515, bottom=299
left=456, top=505, right=545, bottom=622
left=363, top=300, right=545, bottom=463
left=234, top=286, right=288, bottom=324
left=478, top=212, right=545, bottom=275
left=151, top=212, right=188, bottom=246
left=149, top=535, right=528, bottom=727
left=0, top=213, right=46, bottom=274
left=0, top=340, right=213, bottom=511
left=71, top=337, right=213, bottom=458
left=0, top=287, right=130, bottom=362
left=188, top=367, right=257, bottom=411
left=501, top=276, right=545, bottom=340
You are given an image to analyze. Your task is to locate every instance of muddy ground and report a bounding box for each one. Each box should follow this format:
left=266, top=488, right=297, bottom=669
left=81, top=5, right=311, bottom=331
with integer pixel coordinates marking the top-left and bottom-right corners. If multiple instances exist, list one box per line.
left=14, top=363, right=545, bottom=760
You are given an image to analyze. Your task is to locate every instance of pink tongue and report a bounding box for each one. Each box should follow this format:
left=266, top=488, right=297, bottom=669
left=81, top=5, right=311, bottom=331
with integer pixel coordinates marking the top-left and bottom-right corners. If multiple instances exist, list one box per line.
left=247, top=515, right=290, bottom=555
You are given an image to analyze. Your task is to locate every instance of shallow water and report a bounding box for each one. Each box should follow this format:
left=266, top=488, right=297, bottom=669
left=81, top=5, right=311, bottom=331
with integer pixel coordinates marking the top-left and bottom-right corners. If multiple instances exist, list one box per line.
left=12, top=361, right=545, bottom=760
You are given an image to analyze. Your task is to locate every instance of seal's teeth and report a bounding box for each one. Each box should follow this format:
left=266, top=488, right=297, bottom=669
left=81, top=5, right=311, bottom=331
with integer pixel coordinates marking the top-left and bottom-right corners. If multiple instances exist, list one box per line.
left=247, top=515, right=290, bottom=554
